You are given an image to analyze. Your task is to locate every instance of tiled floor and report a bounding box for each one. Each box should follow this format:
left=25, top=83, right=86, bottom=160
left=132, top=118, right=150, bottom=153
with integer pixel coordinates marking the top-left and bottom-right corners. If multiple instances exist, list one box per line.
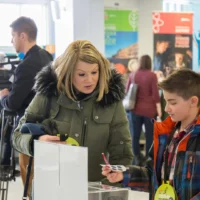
left=8, top=177, right=23, bottom=200
left=0, top=177, right=23, bottom=200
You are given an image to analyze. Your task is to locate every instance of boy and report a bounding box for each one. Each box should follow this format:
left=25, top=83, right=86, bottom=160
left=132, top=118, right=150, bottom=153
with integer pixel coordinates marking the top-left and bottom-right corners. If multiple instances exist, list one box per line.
left=102, top=69, right=200, bottom=200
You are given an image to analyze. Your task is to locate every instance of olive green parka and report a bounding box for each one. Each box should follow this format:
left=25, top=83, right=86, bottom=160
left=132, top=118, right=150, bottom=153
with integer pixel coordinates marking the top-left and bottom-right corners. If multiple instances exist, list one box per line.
left=13, top=65, right=133, bottom=181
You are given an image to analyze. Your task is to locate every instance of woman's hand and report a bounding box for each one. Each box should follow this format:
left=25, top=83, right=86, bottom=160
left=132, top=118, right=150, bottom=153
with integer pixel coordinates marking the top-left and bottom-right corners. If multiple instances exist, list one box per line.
left=39, top=135, right=65, bottom=144
left=102, top=166, right=124, bottom=183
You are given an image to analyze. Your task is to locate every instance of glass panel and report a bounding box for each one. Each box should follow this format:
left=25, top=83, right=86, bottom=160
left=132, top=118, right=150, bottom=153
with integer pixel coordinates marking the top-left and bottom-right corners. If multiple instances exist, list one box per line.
left=20, top=4, right=47, bottom=45
left=0, top=4, right=19, bottom=46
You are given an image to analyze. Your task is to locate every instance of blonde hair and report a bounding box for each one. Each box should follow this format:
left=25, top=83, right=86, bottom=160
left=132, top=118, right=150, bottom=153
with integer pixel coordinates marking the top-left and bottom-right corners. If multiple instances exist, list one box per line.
left=128, top=58, right=138, bottom=72
left=53, top=40, right=111, bottom=102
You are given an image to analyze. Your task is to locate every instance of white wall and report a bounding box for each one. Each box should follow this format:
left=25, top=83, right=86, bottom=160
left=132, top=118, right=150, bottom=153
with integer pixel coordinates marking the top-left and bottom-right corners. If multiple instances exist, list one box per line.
left=73, top=0, right=104, bottom=54
left=138, top=0, right=162, bottom=58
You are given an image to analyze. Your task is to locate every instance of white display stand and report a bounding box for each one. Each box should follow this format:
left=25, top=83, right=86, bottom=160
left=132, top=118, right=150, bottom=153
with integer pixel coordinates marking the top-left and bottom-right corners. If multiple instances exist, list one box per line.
left=33, top=141, right=88, bottom=200
left=88, top=183, right=149, bottom=200
left=88, top=182, right=128, bottom=200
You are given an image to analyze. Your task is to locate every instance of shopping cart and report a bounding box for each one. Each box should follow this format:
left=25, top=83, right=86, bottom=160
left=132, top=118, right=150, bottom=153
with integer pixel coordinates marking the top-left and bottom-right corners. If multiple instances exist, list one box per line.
left=0, top=109, right=17, bottom=200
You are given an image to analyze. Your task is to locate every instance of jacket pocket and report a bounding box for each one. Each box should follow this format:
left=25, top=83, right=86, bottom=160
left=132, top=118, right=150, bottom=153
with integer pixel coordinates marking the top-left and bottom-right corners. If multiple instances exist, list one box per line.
left=93, top=106, right=113, bottom=124
left=174, top=152, right=185, bottom=197
left=180, top=151, right=200, bottom=200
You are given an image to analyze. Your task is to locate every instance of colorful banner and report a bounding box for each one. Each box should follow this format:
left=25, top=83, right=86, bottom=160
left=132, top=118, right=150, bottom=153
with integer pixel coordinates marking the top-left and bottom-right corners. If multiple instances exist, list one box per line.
left=104, top=10, right=138, bottom=76
left=44, top=44, right=55, bottom=59
left=152, top=12, right=193, bottom=78
left=192, top=4, right=200, bottom=70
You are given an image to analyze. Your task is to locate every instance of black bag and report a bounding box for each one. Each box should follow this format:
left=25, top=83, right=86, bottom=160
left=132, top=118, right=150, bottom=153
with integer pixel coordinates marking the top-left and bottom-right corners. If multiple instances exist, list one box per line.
left=123, top=72, right=138, bottom=111
left=0, top=69, right=12, bottom=90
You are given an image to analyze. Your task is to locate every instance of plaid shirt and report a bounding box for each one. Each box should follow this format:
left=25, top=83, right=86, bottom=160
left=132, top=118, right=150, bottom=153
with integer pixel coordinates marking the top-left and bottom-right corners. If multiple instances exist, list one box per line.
left=161, top=120, right=196, bottom=184
left=161, top=129, right=187, bottom=183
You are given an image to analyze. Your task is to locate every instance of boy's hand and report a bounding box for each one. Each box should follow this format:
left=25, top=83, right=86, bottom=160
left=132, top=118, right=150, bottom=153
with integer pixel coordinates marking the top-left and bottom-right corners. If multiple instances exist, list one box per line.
left=102, top=166, right=124, bottom=183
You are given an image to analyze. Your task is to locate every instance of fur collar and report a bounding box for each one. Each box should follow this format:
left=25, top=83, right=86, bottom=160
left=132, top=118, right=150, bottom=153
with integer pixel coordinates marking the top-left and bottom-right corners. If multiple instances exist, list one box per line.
left=34, top=65, right=125, bottom=107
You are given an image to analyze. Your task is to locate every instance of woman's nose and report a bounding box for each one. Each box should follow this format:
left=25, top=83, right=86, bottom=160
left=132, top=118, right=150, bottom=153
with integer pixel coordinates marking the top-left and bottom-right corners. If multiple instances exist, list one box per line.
left=86, top=75, right=92, bottom=82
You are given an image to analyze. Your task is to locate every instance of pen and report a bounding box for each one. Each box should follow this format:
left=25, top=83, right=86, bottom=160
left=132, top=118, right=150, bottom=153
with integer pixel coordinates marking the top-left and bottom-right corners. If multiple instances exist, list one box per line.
left=101, top=153, right=110, bottom=165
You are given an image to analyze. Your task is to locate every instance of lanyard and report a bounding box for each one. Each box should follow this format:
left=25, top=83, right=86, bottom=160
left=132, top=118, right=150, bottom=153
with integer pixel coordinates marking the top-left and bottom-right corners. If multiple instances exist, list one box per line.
left=163, top=120, right=197, bottom=183
left=163, top=122, right=180, bottom=183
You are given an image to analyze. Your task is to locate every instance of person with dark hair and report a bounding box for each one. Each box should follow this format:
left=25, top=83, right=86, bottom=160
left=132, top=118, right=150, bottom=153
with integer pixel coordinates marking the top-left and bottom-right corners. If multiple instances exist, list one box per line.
left=125, top=55, right=161, bottom=166
left=102, top=68, right=200, bottom=200
left=0, top=16, right=53, bottom=195
left=168, top=49, right=188, bottom=71
left=153, top=36, right=170, bottom=72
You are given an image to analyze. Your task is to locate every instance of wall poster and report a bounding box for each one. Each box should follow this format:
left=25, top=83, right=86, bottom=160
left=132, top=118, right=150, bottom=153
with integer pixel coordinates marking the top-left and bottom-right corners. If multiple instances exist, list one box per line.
left=152, top=12, right=193, bottom=79
left=104, top=9, right=139, bottom=78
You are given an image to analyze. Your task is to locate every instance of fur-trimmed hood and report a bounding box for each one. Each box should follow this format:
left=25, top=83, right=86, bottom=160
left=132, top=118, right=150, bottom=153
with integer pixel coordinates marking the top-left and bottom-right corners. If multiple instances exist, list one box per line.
left=34, top=65, right=125, bottom=107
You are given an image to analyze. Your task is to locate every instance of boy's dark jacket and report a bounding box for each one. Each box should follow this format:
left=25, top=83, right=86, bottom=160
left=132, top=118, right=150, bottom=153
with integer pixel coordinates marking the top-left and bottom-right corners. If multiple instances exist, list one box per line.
left=123, top=116, right=200, bottom=200
left=12, top=65, right=133, bottom=181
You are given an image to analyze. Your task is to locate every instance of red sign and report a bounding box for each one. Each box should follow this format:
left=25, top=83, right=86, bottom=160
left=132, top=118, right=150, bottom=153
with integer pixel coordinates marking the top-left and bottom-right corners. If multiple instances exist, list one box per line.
left=152, top=12, right=193, bottom=34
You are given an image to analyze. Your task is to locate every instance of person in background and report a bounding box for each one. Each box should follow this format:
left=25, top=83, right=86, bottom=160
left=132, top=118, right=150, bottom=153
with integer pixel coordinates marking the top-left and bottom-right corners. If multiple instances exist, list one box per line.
left=126, top=55, right=161, bottom=166
left=168, top=49, right=186, bottom=70
left=174, top=51, right=185, bottom=69
left=127, top=58, right=138, bottom=73
left=0, top=16, right=53, bottom=195
left=124, top=58, right=138, bottom=82
left=0, top=52, right=5, bottom=69
left=102, top=69, right=200, bottom=200
left=153, top=37, right=169, bottom=72
left=125, top=58, right=138, bottom=144
left=12, top=40, right=133, bottom=183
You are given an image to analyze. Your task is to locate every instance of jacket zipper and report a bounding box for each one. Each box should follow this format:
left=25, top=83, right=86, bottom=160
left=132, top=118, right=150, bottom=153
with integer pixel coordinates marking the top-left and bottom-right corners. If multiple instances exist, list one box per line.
left=82, top=118, right=87, bottom=146
left=173, top=131, right=192, bottom=186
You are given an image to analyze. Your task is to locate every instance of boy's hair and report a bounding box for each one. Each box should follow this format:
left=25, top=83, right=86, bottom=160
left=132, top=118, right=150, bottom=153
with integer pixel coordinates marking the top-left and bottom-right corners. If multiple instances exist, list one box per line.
left=10, top=16, right=37, bottom=42
left=158, top=69, right=200, bottom=106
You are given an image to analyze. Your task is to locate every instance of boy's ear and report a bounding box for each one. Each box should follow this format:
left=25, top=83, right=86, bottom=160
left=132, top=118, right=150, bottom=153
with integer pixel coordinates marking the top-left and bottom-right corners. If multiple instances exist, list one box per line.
left=190, top=96, right=199, bottom=107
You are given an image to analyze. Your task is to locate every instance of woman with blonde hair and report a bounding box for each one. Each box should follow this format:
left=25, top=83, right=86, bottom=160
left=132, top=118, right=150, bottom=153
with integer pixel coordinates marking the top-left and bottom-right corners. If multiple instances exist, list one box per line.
left=13, top=40, right=133, bottom=183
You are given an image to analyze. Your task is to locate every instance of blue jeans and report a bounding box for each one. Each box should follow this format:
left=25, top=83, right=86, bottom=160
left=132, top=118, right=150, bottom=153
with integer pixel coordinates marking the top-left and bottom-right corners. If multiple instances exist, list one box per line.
left=131, top=113, right=154, bottom=157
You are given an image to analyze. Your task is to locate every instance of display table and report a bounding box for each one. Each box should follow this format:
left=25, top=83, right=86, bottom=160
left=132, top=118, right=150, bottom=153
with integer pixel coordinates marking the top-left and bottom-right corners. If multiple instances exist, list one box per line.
left=33, top=141, right=149, bottom=200
left=88, top=182, right=128, bottom=200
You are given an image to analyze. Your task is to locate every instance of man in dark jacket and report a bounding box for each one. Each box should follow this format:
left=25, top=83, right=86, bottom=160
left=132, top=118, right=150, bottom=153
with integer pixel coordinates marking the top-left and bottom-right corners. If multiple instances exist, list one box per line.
left=0, top=16, right=52, bottom=192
